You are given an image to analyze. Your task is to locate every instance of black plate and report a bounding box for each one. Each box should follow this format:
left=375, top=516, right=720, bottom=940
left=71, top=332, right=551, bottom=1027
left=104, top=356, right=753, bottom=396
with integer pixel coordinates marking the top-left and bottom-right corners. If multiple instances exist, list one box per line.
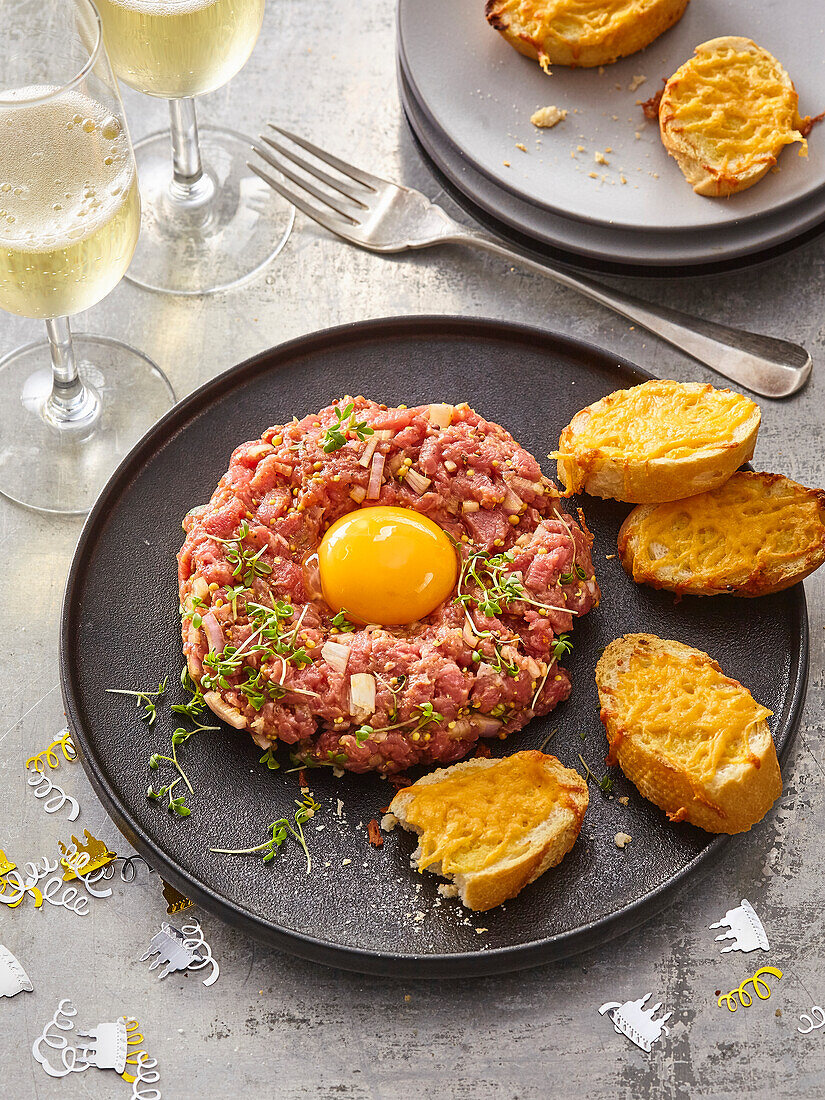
left=61, top=317, right=808, bottom=977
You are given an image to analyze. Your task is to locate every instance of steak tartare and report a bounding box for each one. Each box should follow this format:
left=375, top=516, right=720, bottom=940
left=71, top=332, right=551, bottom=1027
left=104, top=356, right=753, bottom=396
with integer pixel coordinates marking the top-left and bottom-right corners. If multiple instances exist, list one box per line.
left=178, top=398, right=600, bottom=774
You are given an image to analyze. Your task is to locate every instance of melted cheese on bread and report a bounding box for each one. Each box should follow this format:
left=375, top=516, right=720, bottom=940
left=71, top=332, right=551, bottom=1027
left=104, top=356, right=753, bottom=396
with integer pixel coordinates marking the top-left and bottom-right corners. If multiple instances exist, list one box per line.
left=659, top=37, right=808, bottom=196
left=397, top=752, right=583, bottom=875
left=619, top=472, right=825, bottom=596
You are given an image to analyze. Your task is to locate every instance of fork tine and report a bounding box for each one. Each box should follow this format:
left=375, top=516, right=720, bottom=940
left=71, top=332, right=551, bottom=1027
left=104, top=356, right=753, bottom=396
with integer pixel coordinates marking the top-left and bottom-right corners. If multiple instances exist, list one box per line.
left=266, top=124, right=385, bottom=190
left=259, top=134, right=368, bottom=208
left=246, top=161, right=357, bottom=237
left=252, top=140, right=360, bottom=223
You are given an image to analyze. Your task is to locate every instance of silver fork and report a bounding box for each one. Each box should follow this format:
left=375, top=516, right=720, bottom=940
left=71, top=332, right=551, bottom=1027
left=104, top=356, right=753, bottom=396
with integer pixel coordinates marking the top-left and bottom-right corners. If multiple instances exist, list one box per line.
left=250, top=126, right=812, bottom=399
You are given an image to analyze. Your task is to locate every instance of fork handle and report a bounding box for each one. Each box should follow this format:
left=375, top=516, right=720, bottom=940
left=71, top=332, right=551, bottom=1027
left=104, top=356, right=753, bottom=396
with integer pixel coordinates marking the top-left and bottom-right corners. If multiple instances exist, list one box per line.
left=449, top=230, right=811, bottom=399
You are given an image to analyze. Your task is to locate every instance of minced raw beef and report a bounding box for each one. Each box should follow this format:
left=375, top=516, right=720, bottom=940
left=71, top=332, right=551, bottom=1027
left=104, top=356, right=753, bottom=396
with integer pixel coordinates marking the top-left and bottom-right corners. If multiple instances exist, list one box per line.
left=178, top=398, right=599, bottom=774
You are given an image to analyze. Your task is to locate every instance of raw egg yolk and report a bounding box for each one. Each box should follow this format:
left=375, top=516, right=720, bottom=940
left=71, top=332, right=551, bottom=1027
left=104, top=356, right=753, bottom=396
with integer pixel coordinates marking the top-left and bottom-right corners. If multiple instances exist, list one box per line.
left=317, top=506, right=458, bottom=626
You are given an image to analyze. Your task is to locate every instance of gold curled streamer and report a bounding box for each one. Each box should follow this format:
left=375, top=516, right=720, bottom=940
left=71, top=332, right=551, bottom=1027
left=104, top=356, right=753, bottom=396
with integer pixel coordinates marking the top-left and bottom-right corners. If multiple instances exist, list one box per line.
left=717, top=966, right=783, bottom=1012
left=25, top=730, right=76, bottom=773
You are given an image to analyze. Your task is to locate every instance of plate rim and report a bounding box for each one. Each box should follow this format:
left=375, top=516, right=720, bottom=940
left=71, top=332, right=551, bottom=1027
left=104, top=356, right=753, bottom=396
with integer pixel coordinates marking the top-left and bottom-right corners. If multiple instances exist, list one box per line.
left=397, top=0, right=825, bottom=234
left=60, top=315, right=810, bottom=977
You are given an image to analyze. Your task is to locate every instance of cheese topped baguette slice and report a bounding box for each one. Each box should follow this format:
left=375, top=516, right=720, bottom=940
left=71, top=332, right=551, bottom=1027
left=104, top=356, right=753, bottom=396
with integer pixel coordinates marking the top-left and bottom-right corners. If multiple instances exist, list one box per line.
left=659, top=37, right=809, bottom=196
left=386, top=751, right=588, bottom=912
left=618, top=471, right=825, bottom=597
left=485, top=0, right=689, bottom=72
left=555, top=380, right=760, bottom=503
left=596, top=634, right=781, bottom=834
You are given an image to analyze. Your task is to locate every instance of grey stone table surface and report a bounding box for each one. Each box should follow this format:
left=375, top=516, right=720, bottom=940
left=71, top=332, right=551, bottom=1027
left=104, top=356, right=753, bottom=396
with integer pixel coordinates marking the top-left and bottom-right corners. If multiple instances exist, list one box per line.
left=2, top=2, right=824, bottom=1097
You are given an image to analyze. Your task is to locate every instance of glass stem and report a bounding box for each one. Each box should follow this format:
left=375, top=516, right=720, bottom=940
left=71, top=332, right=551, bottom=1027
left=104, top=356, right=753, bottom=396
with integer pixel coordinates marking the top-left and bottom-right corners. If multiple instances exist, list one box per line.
left=45, top=316, right=97, bottom=424
left=168, top=98, right=214, bottom=207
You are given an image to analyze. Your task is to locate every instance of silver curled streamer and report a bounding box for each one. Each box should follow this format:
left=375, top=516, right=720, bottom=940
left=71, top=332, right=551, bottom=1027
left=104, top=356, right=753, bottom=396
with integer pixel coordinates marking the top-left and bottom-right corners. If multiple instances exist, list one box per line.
left=94, top=854, right=153, bottom=883
left=130, top=1050, right=162, bottom=1100
left=27, top=767, right=79, bottom=820
left=798, top=1005, right=825, bottom=1035
left=61, top=847, right=113, bottom=899
left=181, top=922, right=220, bottom=987
left=31, top=999, right=89, bottom=1078
left=15, top=856, right=90, bottom=915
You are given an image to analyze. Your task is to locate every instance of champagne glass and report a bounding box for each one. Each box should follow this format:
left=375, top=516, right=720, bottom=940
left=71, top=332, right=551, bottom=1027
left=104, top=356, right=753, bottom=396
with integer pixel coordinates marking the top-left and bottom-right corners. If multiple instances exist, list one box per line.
left=0, top=0, right=174, bottom=514
left=95, top=0, right=294, bottom=295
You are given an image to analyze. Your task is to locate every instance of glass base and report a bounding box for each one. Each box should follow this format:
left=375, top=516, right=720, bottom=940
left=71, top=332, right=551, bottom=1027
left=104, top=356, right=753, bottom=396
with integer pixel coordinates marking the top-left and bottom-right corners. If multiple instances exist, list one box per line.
left=0, top=335, right=175, bottom=515
left=126, top=124, right=294, bottom=295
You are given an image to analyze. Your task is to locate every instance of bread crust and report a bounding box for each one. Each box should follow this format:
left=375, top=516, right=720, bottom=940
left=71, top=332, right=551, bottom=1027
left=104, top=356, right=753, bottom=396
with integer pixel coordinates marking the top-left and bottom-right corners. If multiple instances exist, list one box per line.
left=618, top=472, right=825, bottom=597
left=556, top=380, right=761, bottom=504
left=659, top=36, right=808, bottom=196
left=596, top=634, right=782, bottom=834
left=485, top=0, right=689, bottom=70
left=388, top=752, right=588, bottom=911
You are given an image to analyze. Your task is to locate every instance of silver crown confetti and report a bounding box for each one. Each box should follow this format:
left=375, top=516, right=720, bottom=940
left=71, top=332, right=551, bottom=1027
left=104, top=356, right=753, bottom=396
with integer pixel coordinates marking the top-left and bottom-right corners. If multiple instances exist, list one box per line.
left=0, top=945, right=33, bottom=997
left=709, top=898, right=770, bottom=954
left=599, top=993, right=672, bottom=1052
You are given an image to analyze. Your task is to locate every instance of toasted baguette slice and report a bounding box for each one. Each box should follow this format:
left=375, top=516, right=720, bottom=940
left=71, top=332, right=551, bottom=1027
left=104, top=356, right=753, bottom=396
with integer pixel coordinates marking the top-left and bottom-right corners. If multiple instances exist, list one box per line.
left=485, top=0, right=688, bottom=71
left=596, top=634, right=781, bottom=834
left=618, top=471, right=825, bottom=597
left=555, top=380, right=760, bottom=503
left=659, top=37, right=809, bottom=196
left=387, top=751, right=588, bottom=911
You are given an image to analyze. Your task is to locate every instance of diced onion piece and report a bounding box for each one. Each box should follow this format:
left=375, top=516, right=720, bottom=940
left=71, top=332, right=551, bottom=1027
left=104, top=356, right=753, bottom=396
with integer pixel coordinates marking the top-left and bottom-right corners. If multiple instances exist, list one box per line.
left=349, top=672, right=376, bottom=715
left=349, top=486, right=367, bottom=503
left=524, top=656, right=542, bottom=679
left=404, top=467, right=431, bottom=495
left=374, top=429, right=394, bottom=441
left=246, top=443, right=274, bottom=459
left=186, top=504, right=208, bottom=519
left=192, top=576, right=209, bottom=602
left=358, top=435, right=379, bottom=468
left=428, top=403, right=454, bottom=428
left=462, top=500, right=480, bottom=513
left=203, top=691, right=246, bottom=729
left=463, top=620, right=478, bottom=646
left=473, top=715, right=502, bottom=737
left=444, top=460, right=457, bottom=472
left=448, top=718, right=473, bottom=739
left=502, top=487, right=524, bottom=515
left=366, top=452, right=385, bottom=500
left=201, top=611, right=225, bottom=655
left=387, top=453, right=404, bottom=476
left=321, top=639, right=351, bottom=674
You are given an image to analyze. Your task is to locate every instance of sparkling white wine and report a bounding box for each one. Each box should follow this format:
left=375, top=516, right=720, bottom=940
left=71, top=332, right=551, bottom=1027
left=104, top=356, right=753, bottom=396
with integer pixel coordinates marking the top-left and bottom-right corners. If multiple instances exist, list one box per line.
left=0, top=88, right=139, bottom=320
left=96, top=0, right=265, bottom=99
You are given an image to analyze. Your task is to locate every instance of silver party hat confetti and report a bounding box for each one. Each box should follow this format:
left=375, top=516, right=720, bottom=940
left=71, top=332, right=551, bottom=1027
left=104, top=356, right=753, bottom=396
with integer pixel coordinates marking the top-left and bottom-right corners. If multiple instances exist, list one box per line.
left=0, top=945, right=33, bottom=997
left=599, top=993, right=672, bottom=1052
left=709, top=898, right=769, bottom=954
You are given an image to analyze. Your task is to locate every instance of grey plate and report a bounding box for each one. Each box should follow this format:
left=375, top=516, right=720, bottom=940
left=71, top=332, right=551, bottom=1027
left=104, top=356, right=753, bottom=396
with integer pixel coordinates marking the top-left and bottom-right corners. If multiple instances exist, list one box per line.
left=400, top=62, right=825, bottom=270
left=398, top=0, right=825, bottom=232
left=61, top=317, right=808, bottom=977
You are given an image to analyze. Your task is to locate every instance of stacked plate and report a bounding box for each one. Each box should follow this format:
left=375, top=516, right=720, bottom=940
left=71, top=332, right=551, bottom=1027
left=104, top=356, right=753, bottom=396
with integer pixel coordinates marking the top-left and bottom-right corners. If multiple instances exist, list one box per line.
left=397, top=0, right=825, bottom=274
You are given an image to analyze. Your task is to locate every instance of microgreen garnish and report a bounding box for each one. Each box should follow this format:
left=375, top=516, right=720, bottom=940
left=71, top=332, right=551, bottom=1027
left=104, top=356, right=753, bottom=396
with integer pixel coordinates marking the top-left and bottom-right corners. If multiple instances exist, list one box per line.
left=456, top=546, right=578, bottom=620
left=225, top=584, right=247, bottom=619
left=146, top=717, right=219, bottom=815
left=578, top=753, right=613, bottom=793
left=183, top=594, right=205, bottom=628
left=321, top=402, right=374, bottom=453
left=211, top=793, right=321, bottom=873
left=170, top=666, right=207, bottom=719
left=552, top=633, right=573, bottom=661
left=259, top=748, right=280, bottom=771
left=211, top=520, right=273, bottom=586
left=106, top=678, right=167, bottom=725
left=331, top=608, right=357, bottom=633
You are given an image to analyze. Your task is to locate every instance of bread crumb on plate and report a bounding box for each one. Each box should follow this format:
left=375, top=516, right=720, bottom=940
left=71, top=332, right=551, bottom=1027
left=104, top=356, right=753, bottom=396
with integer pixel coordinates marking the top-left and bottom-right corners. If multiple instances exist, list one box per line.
left=615, top=832, right=633, bottom=849
left=629, top=74, right=647, bottom=92
left=531, top=105, right=567, bottom=128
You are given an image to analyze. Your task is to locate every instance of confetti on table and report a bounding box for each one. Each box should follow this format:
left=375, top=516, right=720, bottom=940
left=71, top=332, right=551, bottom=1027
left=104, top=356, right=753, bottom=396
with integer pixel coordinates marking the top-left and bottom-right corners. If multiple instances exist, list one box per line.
left=709, top=899, right=770, bottom=953
left=76, top=1017, right=129, bottom=1073
left=59, top=830, right=117, bottom=881
left=25, top=729, right=76, bottom=772
left=598, top=993, right=672, bottom=1051
left=0, top=945, right=33, bottom=997
left=0, top=850, right=44, bottom=910
left=717, top=967, right=783, bottom=1011
left=31, top=1000, right=86, bottom=1078
left=139, top=921, right=219, bottom=986
left=161, top=879, right=193, bottom=915
left=26, top=767, right=79, bottom=821
left=797, top=1005, right=825, bottom=1035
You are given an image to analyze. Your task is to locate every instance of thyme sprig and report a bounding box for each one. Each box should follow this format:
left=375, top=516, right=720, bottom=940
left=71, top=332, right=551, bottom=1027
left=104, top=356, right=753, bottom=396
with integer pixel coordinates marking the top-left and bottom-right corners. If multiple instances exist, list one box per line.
left=211, top=793, right=321, bottom=873
left=106, top=677, right=167, bottom=725
left=321, top=402, right=374, bottom=454
left=578, top=753, right=614, bottom=793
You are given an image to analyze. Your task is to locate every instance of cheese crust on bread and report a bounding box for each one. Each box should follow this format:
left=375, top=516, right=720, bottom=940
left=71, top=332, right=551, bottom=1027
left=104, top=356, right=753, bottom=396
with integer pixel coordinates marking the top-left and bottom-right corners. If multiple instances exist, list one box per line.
left=555, top=380, right=760, bottom=504
left=618, top=471, right=825, bottom=597
left=485, top=0, right=689, bottom=71
left=659, top=36, right=809, bottom=196
left=596, top=634, right=782, bottom=834
left=387, top=751, right=588, bottom=911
